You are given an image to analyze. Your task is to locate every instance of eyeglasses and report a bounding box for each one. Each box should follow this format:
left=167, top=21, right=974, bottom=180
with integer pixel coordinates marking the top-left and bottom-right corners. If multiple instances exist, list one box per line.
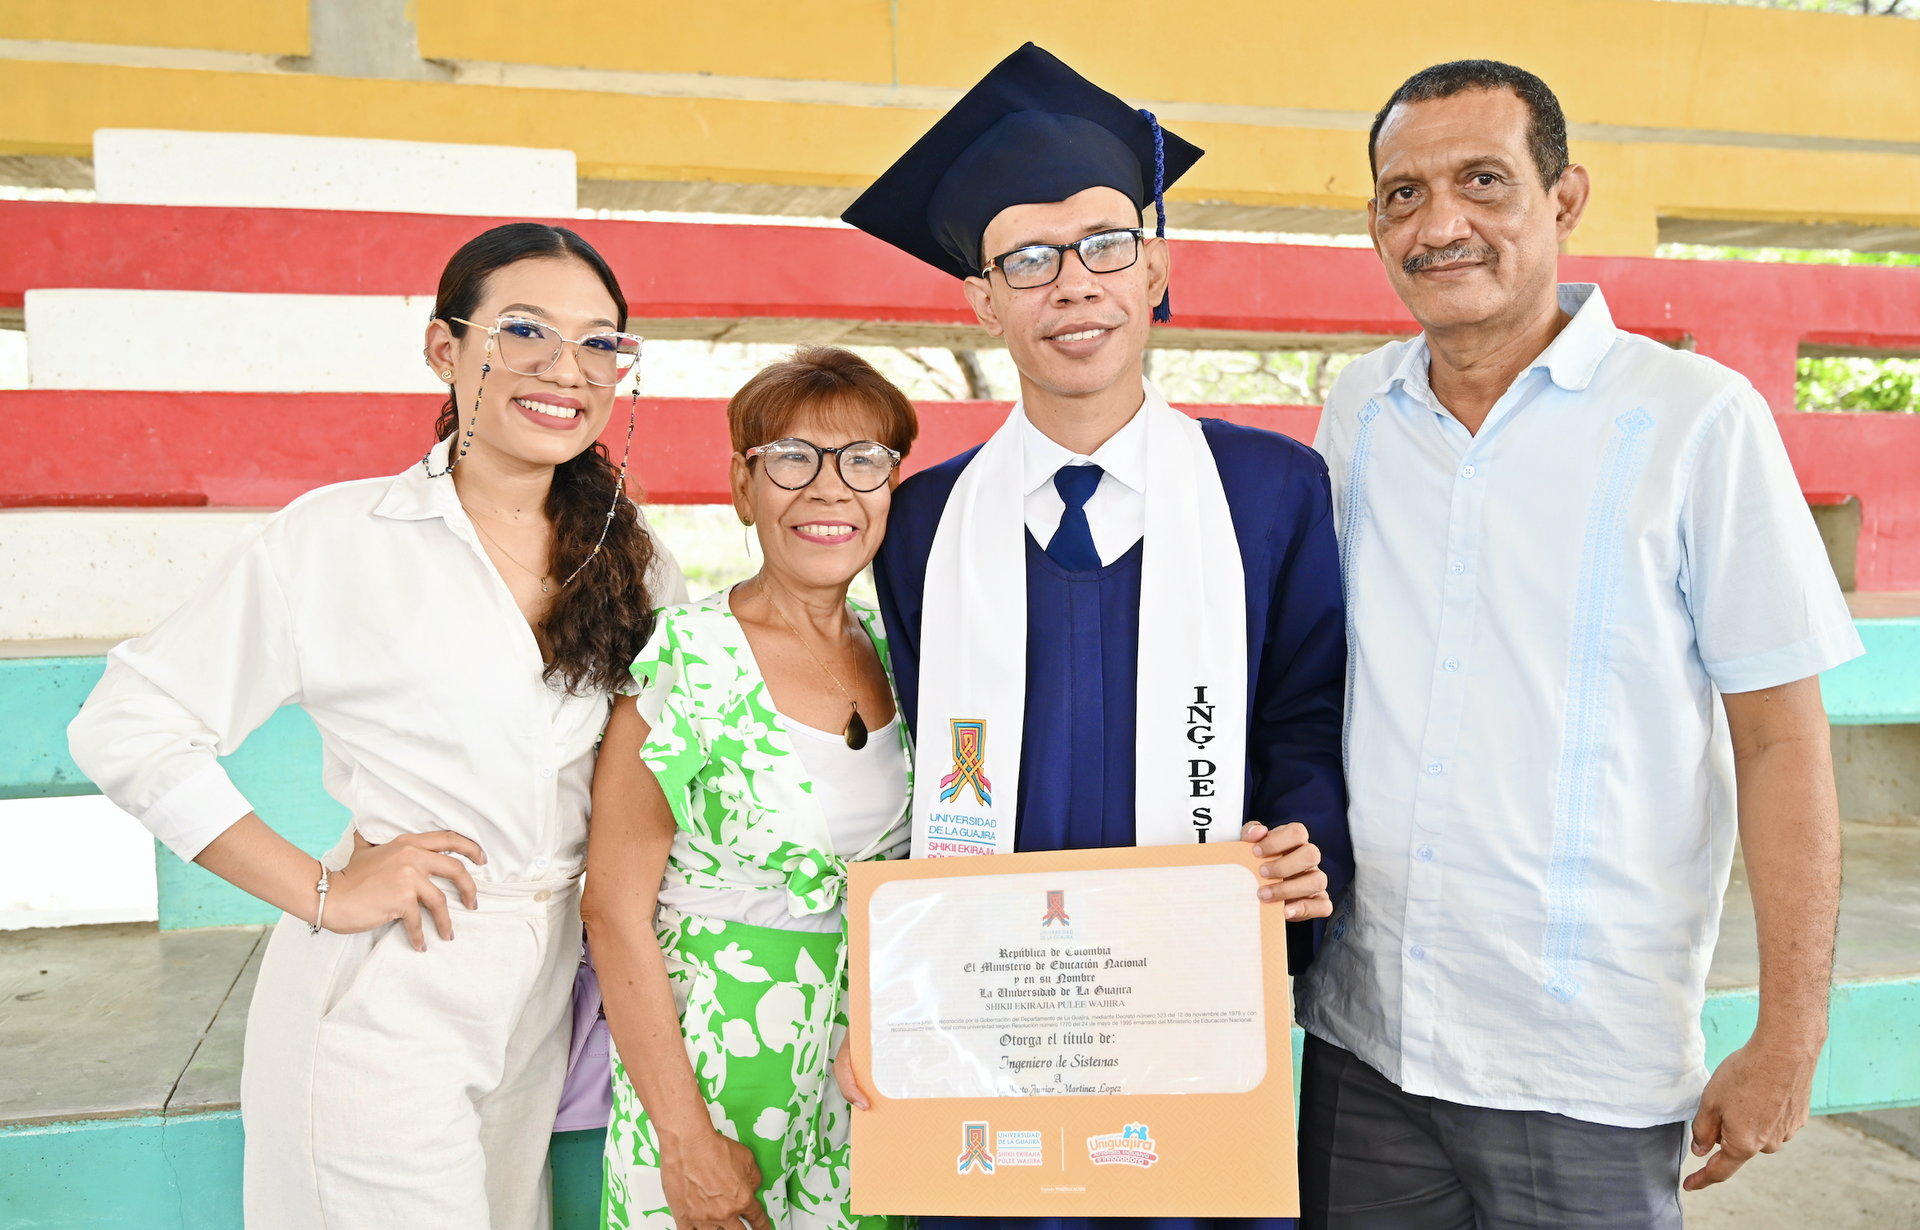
left=983, top=228, right=1143, bottom=290
left=449, top=316, right=643, bottom=387
left=744, top=438, right=902, bottom=493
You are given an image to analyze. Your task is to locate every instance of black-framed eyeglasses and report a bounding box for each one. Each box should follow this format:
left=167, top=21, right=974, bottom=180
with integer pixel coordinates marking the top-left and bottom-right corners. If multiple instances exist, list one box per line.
left=744, top=438, right=901, bottom=493
left=983, top=228, right=1143, bottom=290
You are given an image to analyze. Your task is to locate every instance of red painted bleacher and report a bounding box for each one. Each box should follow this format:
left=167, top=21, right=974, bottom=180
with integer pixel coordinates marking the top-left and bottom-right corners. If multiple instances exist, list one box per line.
left=10, top=200, right=1920, bottom=410
left=6, top=200, right=1919, bottom=587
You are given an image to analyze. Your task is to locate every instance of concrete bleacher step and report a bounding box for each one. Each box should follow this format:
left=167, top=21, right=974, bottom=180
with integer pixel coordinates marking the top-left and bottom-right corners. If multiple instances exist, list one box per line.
left=0, top=922, right=264, bottom=1127
left=0, top=921, right=603, bottom=1228
left=5, top=825, right=1918, bottom=1227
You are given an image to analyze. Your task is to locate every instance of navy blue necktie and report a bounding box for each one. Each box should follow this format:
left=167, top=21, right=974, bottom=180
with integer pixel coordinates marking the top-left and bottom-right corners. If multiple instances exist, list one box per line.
left=1046, top=464, right=1105, bottom=571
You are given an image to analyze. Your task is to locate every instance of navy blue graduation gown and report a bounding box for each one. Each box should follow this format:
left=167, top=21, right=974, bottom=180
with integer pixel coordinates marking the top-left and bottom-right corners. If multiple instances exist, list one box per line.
left=873, top=418, right=1350, bottom=1230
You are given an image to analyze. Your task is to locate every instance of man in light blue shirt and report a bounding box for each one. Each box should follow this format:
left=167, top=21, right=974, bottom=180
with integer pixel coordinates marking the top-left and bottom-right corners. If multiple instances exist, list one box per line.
left=1299, top=60, right=1861, bottom=1228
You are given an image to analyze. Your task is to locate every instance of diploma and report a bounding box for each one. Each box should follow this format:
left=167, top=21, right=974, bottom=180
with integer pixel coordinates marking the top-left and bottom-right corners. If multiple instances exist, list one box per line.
left=848, top=842, right=1297, bottom=1218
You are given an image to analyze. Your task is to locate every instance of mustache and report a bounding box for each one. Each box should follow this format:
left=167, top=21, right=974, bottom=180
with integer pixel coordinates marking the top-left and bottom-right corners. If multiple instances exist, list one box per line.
left=1402, top=244, right=1498, bottom=276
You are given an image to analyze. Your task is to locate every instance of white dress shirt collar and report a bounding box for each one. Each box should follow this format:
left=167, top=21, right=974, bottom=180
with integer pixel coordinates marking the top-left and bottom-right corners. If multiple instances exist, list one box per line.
left=1017, top=395, right=1154, bottom=567
left=1021, top=398, right=1151, bottom=496
left=374, top=438, right=464, bottom=524
left=1376, top=283, right=1617, bottom=409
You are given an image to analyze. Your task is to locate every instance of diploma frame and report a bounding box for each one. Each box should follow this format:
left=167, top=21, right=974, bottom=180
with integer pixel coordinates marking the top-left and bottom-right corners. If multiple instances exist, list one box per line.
left=847, top=842, right=1297, bottom=1218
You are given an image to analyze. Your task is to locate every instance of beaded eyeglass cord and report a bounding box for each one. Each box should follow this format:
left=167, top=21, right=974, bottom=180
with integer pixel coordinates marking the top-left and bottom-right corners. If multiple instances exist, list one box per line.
left=421, top=330, right=493, bottom=480
left=419, top=331, right=640, bottom=589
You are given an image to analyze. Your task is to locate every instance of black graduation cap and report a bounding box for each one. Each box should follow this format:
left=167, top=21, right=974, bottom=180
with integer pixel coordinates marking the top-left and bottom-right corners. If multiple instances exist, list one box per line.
left=841, top=42, right=1203, bottom=322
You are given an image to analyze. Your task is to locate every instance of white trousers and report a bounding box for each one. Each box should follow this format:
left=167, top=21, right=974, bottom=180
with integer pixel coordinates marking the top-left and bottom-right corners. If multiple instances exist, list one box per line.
left=240, top=878, right=581, bottom=1229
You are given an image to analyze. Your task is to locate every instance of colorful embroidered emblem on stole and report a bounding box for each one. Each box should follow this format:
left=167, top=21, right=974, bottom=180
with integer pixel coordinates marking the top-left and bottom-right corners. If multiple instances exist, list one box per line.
left=939, top=718, right=994, bottom=806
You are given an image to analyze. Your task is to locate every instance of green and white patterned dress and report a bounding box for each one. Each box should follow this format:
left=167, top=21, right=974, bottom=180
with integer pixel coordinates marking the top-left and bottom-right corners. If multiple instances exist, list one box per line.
left=603, top=591, right=911, bottom=1230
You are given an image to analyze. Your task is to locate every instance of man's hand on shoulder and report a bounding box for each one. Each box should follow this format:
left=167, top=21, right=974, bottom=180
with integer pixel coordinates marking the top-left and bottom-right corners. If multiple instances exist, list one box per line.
left=1242, top=821, right=1332, bottom=919
left=1684, top=1035, right=1821, bottom=1190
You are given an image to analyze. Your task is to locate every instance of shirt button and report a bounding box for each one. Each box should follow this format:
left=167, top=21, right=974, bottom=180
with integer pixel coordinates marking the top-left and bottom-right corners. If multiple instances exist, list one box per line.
left=538, top=764, right=555, bottom=779
left=534, top=889, right=552, bottom=903
left=1442, top=657, right=1460, bottom=672
left=1426, top=761, right=1443, bottom=775
left=1450, top=560, right=1465, bottom=575
left=1416, top=845, right=1434, bottom=862
left=1460, top=464, right=1476, bottom=478
left=1410, top=945, right=1427, bottom=962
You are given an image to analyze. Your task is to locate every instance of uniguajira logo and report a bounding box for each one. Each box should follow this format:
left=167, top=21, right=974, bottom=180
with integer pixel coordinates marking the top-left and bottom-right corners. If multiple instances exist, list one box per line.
left=1087, top=1122, right=1159, bottom=1168
left=1041, top=890, right=1070, bottom=927
left=939, top=719, right=993, bottom=807
left=957, top=1121, right=995, bottom=1174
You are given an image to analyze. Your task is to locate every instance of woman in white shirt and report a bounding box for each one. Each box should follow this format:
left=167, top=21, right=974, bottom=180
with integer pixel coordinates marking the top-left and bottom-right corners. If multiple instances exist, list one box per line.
left=68, top=223, right=687, bottom=1229
left=587, top=347, right=917, bottom=1230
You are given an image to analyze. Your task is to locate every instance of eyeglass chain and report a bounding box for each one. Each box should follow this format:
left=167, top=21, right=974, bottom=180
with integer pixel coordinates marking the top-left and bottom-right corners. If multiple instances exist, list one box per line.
left=421, top=330, right=492, bottom=480
left=419, top=333, right=639, bottom=590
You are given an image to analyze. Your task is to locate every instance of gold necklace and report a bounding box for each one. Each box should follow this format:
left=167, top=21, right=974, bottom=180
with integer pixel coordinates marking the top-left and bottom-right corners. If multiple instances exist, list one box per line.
left=466, top=509, right=551, bottom=594
left=764, top=587, right=868, bottom=750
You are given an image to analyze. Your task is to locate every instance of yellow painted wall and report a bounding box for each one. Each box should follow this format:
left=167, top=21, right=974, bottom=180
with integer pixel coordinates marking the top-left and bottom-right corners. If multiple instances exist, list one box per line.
left=3, top=0, right=1918, bottom=255
left=0, top=60, right=935, bottom=185
left=415, top=0, right=1920, bottom=145
left=0, top=0, right=308, bottom=56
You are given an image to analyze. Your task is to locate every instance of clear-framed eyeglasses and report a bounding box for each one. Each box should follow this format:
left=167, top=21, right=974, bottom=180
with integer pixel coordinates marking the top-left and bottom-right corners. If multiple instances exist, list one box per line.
left=744, top=438, right=902, bottom=493
left=982, top=227, right=1143, bottom=290
left=450, top=315, right=643, bottom=387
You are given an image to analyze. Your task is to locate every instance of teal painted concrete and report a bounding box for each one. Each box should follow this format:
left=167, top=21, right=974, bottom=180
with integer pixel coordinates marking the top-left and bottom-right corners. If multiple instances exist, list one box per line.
left=0, top=656, right=350, bottom=929
left=0, top=1115, right=603, bottom=1230
left=1825, top=619, right=1920, bottom=725
left=0, top=1112, right=243, bottom=1230
left=1704, top=977, right=1920, bottom=1114
left=0, top=658, right=114, bottom=799
left=553, top=1128, right=608, bottom=1230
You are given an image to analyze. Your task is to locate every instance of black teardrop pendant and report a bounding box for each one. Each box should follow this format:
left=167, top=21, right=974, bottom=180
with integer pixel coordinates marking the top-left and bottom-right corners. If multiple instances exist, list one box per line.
left=844, top=703, right=868, bottom=750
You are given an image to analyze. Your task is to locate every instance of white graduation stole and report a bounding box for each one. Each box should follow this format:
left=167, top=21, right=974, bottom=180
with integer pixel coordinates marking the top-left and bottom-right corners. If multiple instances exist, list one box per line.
left=910, top=380, right=1249, bottom=855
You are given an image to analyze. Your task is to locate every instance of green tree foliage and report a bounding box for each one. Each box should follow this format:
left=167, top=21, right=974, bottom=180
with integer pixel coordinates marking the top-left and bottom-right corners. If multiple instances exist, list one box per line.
left=1799, top=358, right=1920, bottom=413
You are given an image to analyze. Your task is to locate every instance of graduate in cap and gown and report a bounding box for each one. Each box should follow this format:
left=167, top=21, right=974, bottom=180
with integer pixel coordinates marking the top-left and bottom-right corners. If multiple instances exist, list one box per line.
left=845, top=44, right=1351, bottom=1230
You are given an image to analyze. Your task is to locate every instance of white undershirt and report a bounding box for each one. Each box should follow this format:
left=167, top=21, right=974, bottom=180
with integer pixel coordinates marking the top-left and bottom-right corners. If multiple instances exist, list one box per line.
left=781, top=712, right=911, bottom=860
left=656, top=711, right=909, bottom=933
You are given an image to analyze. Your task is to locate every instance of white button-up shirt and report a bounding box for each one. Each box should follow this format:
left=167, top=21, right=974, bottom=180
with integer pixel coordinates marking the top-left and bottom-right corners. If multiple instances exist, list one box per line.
left=1022, top=403, right=1148, bottom=566
left=69, top=441, right=687, bottom=882
left=1299, top=285, right=1862, bottom=1128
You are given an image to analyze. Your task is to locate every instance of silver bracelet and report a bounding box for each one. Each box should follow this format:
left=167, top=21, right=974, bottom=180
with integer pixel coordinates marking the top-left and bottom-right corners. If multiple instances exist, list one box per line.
left=308, top=862, right=330, bottom=936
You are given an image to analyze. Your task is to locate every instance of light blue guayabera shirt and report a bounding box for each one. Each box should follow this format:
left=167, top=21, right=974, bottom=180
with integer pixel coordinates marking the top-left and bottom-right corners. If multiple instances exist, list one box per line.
left=1298, top=284, right=1862, bottom=1129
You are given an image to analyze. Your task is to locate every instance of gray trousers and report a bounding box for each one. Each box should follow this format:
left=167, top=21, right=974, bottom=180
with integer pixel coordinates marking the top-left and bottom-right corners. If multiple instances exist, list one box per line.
left=1297, top=1034, right=1687, bottom=1230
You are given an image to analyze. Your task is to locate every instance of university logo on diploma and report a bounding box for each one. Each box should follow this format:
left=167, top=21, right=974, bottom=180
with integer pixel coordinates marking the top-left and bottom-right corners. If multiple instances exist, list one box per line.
left=957, top=1122, right=995, bottom=1174
left=847, top=844, right=1299, bottom=1218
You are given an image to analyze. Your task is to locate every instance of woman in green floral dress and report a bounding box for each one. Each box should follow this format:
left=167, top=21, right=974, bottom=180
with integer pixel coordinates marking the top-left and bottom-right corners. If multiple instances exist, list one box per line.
left=586, top=347, right=919, bottom=1230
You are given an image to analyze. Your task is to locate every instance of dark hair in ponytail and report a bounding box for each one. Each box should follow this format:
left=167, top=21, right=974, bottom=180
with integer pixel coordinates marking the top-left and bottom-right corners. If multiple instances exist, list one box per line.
left=431, top=222, right=658, bottom=696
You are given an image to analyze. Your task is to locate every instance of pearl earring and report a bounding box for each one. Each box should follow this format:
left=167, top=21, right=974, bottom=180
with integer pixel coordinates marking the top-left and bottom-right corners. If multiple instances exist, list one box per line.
left=442, top=369, right=454, bottom=381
